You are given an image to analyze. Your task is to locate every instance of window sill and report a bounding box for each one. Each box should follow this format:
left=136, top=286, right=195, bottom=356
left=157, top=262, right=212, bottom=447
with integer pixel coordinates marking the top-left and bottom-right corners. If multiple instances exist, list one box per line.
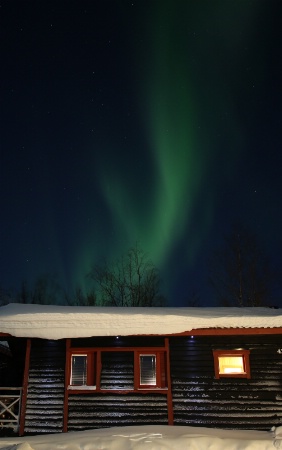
left=216, top=373, right=250, bottom=379
left=68, top=385, right=97, bottom=390
left=138, top=387, right=168, bottom=391
left=67, top=387, right=168, bottom=394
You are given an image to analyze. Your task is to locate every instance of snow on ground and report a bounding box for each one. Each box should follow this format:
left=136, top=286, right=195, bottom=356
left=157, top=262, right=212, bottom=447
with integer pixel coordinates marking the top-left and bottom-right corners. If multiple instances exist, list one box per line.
left=0, top=425, right=280, bottom=450
left=1, top=304, right=282, bottom=339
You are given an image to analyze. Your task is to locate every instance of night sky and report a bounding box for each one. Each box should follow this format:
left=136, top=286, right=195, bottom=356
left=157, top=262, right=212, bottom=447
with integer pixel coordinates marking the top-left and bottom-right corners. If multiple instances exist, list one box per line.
left=1, top=0, right=282, bottom=306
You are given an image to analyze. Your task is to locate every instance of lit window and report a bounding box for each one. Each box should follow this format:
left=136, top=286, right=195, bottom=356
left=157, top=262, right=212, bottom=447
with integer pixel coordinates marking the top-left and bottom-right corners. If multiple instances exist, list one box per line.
left=218, top=356, right=244, bottom=374
left=213, top=350, right=250, bottom=379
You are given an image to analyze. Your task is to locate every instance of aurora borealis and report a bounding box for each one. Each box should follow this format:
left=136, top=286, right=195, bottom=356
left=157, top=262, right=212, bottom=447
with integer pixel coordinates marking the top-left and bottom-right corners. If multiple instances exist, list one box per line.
left=1, top=1, right=282, bottom=305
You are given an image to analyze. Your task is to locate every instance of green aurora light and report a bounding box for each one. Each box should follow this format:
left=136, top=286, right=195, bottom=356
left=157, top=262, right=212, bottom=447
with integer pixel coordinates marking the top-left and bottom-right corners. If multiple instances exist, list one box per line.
left=71, top=0, right=265, bottom=299
left=72, top=2, right=212, bottom=296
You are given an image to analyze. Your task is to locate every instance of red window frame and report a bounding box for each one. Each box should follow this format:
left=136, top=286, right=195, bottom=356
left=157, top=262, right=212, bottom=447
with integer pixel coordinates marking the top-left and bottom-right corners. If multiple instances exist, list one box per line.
left=69, top=350, right=98, bottom=387
left=63, top=339, right=174, bottom=432
left=135, top=350, right=167, bottom=389
left=213, top=349, right=251, bottom=379
left=67, top=347, right=168, bottom=392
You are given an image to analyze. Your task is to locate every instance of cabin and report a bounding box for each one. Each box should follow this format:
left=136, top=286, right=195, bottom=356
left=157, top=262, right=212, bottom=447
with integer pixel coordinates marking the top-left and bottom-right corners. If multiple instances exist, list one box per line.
left=1, top=303, right=282, bottom=436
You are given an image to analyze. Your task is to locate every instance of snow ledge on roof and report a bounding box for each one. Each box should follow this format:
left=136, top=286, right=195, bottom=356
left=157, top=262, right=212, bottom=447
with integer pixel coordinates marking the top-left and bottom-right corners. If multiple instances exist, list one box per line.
left=1, top=303, right=282, bottom=340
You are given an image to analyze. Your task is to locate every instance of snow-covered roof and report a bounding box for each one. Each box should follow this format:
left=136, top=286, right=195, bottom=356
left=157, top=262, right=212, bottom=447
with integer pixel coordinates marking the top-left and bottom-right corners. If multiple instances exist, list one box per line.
left=1, top=303, right=282, bottom=340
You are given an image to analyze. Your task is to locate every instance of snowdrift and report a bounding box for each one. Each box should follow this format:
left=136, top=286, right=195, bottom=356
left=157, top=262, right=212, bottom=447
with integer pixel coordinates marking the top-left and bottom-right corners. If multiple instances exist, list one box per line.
left=0, top=425, right=281, bottom=450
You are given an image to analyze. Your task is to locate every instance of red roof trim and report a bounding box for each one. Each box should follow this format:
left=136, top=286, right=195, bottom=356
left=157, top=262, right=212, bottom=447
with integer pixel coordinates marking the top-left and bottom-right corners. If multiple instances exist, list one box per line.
left=164, top=327, right=282, bottom=336
left=127, top=327, right=282, bottom=337
left=2, top=328, right=282, bottom=339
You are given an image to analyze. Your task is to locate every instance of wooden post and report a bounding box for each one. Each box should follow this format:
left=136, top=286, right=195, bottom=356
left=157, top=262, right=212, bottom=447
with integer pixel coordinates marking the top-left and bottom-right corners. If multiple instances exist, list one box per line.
left=63, top=338, right=71, bottom=432
left=133, top=351, right=139, bottom=390
left=96, top=350, right=101, bottom=391
left=19, top=338, right=31, bottom=436
left=165, top=338, right=174, bottom=425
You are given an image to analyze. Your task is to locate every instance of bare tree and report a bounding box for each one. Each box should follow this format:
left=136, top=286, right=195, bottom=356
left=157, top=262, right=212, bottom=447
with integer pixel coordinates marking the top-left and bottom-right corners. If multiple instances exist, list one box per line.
left=66, top=286, right=98, bottom=306
left=88, top=243, right=165, bottom=306
left=184, top=290, right=201, bottom=307
left=17, top=275, right=62, bottom=305
left=209, top=224, right=276, bottom=307
left=0, top=286, right=12, bottom=306
left=18, top=281, right=30, bottom=304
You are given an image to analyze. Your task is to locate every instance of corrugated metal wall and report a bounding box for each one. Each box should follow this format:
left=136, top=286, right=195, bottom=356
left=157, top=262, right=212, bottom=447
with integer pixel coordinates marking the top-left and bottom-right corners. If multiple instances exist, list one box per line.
left=170, top=335, right=282, bottom=430
left=24, top=339, right=65, bottom=434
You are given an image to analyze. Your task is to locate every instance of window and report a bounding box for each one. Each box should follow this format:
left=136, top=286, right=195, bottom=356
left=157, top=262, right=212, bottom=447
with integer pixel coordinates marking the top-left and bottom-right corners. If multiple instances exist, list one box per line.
left=137, top=351, right=167, bottom=389
left=68, top=348, right=168, bottom=392
left=139, top=354, right=156, bottom=386
left=213, top=350, right=250, bottom=379
left=69, top=352, right=97, bottom=388
left=71, top=354, right=87, bottom=385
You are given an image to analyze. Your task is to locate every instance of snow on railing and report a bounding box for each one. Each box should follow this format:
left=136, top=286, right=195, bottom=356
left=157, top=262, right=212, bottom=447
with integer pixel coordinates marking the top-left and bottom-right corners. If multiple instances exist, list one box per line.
left=0, top=387, right=22, bottom=432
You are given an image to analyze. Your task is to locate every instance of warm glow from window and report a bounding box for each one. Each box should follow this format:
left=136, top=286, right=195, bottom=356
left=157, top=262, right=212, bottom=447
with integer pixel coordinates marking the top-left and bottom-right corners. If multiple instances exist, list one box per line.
left=218, top=356, right=245, bottom=374
left=213, top=349, right=250, bottom=379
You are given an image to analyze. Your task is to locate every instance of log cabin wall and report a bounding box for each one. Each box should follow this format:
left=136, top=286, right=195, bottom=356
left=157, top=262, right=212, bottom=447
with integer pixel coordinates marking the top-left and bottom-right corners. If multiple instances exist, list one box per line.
left=21, top=333, right=282, bottom=433
left=68, top=394, right=168, bottom=431
left=71, top=336, right=165, bottom=348
left=169, top=335, right=282, bottom=430
left=67, top=336, right=168, bottom=430
left=24, top=339, right=65, bottom=434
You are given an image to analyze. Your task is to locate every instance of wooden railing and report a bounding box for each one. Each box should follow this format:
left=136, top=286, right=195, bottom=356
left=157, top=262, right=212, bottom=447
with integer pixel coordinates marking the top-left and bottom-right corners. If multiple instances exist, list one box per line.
left=0, top=388, right=22, bottom=432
